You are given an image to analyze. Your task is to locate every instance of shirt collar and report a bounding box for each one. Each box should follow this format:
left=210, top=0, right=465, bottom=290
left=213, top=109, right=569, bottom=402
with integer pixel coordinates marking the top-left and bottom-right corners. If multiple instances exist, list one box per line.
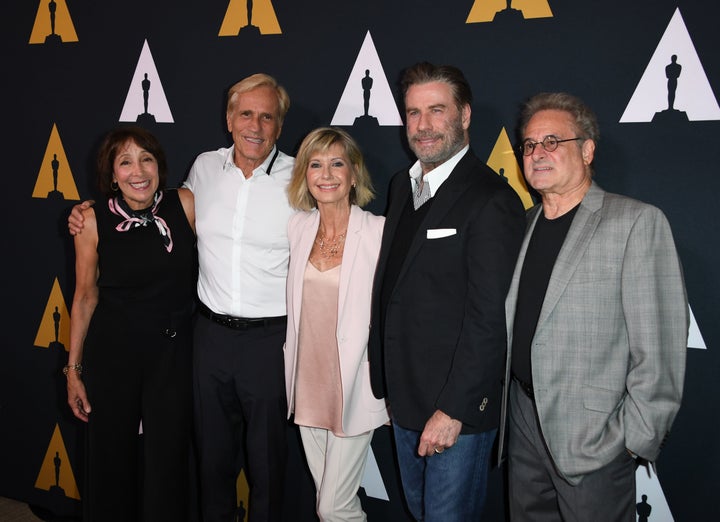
left=408, top=144, right=469, bottom=196
left=223, top=145, right=279, bottom=177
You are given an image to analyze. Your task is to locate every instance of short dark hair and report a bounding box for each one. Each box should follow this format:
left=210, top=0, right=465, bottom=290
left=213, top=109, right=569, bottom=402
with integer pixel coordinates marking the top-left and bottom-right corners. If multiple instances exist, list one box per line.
left=400, top=62, right=473, bottom=111
left=96, top=126, right=167, bottom=198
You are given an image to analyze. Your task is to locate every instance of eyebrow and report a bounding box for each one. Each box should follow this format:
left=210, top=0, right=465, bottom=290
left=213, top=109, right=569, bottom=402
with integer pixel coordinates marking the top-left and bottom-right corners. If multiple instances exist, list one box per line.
left=310, top=156, right=346, bottom=162
left=407, top=103, right=447, bottom=111
left=523, top=134, right=560, bottom=140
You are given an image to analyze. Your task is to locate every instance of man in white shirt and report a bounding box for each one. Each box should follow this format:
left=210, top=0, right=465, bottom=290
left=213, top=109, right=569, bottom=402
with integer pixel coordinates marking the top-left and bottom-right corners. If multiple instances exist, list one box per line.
left=185, top=73, right=295, bottom=522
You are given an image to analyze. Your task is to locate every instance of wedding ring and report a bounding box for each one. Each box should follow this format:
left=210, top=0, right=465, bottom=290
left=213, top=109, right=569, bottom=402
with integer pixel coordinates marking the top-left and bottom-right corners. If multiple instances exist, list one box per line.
left=434, top=447, right=444, bottom=454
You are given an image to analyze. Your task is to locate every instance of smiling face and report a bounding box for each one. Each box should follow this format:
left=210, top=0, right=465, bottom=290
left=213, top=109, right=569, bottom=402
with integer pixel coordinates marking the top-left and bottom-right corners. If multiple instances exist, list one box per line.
left=112, top=139, right=160, bottom=210
left=404, top=81, right=470, bottom=173
left=226, top=85, right=283, bottom=174
left=522, top=109, right=594, bottom=198
left=305, top=143, right=355, bottom=210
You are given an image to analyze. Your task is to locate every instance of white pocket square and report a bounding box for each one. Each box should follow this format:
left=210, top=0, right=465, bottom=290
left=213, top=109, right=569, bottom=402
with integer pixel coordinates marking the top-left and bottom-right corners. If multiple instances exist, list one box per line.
left=426, top=228, right=456, bottom=239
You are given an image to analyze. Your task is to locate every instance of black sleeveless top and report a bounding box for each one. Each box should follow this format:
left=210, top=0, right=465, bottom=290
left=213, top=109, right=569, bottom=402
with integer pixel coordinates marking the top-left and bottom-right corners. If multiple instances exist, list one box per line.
left=93, top=189, right=197, bottom=330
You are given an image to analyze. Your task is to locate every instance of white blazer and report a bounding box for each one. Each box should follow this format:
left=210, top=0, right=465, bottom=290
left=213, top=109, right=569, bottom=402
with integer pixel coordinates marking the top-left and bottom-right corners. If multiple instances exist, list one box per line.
left=284, top=205, right=389, bottom=436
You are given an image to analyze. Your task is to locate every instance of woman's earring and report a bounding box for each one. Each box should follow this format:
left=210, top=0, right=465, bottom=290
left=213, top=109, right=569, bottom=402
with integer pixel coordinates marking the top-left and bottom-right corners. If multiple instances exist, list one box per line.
left=111, top=181, right=119, bottom=191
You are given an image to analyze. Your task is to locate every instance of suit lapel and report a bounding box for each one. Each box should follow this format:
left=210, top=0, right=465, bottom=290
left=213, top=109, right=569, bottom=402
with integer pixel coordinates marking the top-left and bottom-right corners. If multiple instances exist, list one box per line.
left=374, top=173, right=409, bottom=295
left=379, top=177, right=409, bottom=256
left=536, top=182, right=605, bottom=328
left=338, top=206, right=362, bottom=320
left=506, top=205, right=542, bottom=337
left=392, top=153, right=474, bottom=289
left=292, top=207, right=360, bottom=333
left=291, top=211, right=320, bottom=329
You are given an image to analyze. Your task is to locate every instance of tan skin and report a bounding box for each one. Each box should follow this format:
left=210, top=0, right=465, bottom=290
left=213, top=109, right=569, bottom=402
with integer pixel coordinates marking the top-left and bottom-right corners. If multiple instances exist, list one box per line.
left=405, top=81, right=470, bottom=176
left=522, top=109, right=594, bottom=218
left=66, top=140, right=195, bottom=422
left=305, top=143, right=355, bottom=272
left=226, top=85, right=283, bottom=177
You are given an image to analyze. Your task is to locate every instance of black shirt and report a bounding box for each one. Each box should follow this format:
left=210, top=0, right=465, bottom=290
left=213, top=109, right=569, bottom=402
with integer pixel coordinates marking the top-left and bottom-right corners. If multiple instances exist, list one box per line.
left=511, top=204, right=579, bottom=384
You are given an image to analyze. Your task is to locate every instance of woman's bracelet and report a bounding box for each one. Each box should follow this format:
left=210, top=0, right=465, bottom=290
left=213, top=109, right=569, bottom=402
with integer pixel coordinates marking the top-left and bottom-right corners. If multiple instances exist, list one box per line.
left=63, top=363, right=83, bottom=376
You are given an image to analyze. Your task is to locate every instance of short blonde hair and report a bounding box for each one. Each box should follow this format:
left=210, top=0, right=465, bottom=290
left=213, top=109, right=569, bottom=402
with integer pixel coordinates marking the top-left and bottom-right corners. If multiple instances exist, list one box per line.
left=288, top=127, right=375, bottom=211
left=226, top=73, right=290, bottom=124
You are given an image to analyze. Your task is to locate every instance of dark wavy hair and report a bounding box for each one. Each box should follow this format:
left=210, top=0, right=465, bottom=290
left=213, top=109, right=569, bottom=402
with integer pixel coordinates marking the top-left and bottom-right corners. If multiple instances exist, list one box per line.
left=95, top=126, right=168, bottom=198
left=400, top=62, right=473, bottom=111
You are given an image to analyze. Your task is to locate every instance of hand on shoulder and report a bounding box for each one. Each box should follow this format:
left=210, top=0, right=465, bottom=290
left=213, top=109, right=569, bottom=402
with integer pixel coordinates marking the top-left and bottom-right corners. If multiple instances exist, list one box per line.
left=68, top=200, right=95, bottom=236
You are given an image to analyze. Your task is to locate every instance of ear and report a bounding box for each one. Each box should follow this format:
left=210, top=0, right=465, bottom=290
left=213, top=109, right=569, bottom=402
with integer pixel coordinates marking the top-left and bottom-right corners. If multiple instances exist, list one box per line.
left=226, top=112, right=232, bottom=133
left=582, top=139, right=595, bottom=165
left=461, top=104, right=471, bottom=130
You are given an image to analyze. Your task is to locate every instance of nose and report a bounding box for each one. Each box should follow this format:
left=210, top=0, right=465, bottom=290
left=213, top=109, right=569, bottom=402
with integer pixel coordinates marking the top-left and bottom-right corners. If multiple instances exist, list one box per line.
left=417, top=111, right=432, bottom=131
left=248, top=114, right=261, bottom=131
left=529, top=143, right=546, bottom=160
left=138, top=159, right=153, bottom=174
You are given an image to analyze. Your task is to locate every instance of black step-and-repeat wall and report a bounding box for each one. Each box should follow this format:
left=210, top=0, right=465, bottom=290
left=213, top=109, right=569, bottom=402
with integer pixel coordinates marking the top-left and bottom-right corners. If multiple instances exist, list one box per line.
left=3, top=1, right=718, bottom=520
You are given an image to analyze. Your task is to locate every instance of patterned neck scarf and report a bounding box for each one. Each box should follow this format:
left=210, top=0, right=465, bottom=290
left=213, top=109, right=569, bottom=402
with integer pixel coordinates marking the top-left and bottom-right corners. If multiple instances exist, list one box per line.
left=108, top=191, right=173, bottom=252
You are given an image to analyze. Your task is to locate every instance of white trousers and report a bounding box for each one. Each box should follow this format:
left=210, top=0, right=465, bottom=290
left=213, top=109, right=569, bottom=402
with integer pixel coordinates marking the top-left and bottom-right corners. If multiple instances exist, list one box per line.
left=299, top=425, right=374, bottom=522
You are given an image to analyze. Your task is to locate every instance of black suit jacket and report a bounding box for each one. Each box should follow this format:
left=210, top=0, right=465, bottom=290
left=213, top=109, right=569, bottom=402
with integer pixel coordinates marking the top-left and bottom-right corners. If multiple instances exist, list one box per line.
left=369, top=150, right=525, bottom=433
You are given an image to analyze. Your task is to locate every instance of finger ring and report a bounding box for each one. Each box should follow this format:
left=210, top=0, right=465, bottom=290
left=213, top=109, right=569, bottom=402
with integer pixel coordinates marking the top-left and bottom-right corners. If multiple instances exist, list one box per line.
left=434, top=447, right=444, bottom=454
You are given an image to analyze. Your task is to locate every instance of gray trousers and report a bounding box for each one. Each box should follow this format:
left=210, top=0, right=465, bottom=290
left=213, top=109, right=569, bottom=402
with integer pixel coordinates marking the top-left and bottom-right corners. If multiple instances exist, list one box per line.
left=507, top=383, right=636, bottom=522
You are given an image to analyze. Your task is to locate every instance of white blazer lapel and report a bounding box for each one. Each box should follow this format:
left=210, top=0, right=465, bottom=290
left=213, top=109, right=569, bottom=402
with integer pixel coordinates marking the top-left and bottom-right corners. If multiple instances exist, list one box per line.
left=337, top=206, right=362, bottom=325
left=292, top=211, right=320, bottom=330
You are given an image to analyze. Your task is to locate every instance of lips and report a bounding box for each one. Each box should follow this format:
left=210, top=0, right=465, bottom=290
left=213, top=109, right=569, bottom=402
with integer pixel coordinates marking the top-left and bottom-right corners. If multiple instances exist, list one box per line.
left=129, top=180, right=151, bottom=190
left=531, top=163, right=552, bottom=173
left=413, top=133, right=441, bottom=146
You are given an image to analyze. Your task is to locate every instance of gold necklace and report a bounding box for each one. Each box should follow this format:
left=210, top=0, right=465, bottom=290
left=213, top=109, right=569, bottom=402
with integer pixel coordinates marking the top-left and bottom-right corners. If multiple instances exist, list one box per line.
left=315, top=230, right=347, bottom=258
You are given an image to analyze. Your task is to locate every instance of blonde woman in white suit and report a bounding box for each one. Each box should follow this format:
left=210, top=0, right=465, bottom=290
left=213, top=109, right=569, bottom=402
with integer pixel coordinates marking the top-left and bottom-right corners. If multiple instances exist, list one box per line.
left=284, top=127, right=389, bottom=521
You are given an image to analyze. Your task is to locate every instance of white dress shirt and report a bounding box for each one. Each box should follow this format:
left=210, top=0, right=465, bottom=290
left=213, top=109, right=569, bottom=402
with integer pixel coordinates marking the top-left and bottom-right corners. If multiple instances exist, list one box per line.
left=408, top=144, right=469, bottom=196
left=184, top=145, right=296, bottom=318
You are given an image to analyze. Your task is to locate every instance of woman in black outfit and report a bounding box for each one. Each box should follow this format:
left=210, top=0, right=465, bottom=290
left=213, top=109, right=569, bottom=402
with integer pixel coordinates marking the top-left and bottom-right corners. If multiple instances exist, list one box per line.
left=65, top=126, right=196, bottom=521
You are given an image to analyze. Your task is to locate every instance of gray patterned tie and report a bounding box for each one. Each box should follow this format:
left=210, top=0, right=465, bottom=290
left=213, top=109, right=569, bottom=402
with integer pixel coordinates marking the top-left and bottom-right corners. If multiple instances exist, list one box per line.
left=414, top=176, right=430, bottom=210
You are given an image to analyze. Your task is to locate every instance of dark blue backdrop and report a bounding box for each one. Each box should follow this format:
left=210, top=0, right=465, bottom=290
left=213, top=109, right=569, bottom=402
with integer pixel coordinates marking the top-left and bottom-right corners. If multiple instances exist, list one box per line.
left=3, top=1, right=718, bottom=520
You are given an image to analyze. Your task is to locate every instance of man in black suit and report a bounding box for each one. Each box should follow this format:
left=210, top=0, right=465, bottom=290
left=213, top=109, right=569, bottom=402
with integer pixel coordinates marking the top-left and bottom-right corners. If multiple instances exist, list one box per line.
left=369, top=62, right=525, bottom=521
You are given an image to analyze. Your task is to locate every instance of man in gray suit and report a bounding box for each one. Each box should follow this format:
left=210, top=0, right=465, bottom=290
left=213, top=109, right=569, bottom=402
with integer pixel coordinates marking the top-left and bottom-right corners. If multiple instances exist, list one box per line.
left=500, top=92, right=688, bottom=520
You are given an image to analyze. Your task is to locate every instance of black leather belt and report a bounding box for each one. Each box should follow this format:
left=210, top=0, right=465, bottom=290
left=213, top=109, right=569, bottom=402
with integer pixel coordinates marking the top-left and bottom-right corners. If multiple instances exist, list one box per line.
left=197, top=302, right=286, bottom=330
left=513, top=375, right=534, bottom=400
